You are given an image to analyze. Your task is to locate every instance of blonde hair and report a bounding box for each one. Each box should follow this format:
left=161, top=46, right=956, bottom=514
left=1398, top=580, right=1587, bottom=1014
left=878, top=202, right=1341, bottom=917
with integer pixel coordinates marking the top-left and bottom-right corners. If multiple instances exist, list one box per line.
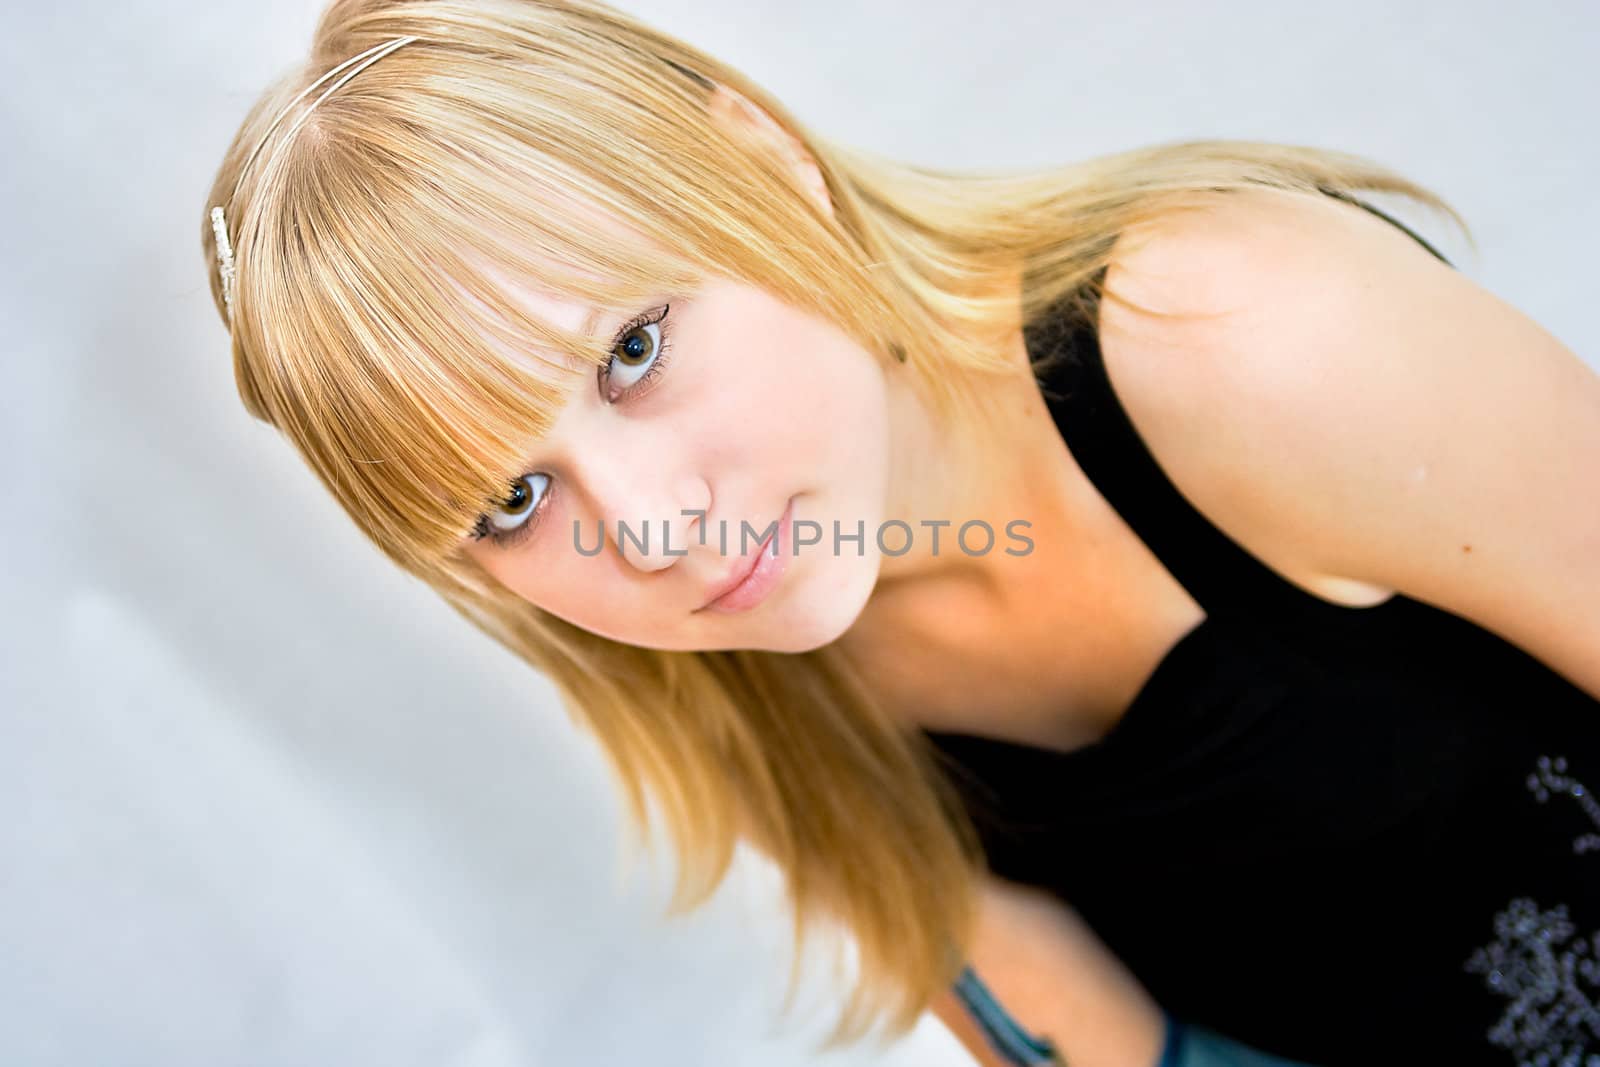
left=201, top=0, right=1470, bottom=1052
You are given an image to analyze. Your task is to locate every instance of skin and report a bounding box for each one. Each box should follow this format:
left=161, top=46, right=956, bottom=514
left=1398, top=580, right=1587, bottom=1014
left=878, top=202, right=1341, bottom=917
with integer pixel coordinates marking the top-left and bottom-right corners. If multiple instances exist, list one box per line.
left=459, top=84, right=1086, bottom=675
left=457, top=84, right=1175, bottom=1064
left=457, top=84, right=1555, bottom=1067
left=461, top=269, right=896, bottom=654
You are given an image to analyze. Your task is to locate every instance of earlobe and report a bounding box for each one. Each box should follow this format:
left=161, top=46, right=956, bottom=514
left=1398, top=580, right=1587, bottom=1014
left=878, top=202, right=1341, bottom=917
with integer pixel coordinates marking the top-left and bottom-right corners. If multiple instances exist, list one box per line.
left=707, top=84, right=834, bottom=220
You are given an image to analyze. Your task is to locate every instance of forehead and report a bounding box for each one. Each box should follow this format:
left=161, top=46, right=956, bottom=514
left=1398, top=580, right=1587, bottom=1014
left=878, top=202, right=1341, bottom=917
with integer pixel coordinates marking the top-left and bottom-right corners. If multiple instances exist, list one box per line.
left=446, top=184, right=671, bottom=384
left=473, top=257, right=603, bottom=369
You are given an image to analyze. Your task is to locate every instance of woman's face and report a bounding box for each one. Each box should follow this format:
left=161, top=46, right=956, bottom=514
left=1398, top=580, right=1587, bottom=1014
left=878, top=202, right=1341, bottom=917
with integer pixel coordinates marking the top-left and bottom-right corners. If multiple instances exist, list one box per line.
left=458, top=273, right=895, bottom=654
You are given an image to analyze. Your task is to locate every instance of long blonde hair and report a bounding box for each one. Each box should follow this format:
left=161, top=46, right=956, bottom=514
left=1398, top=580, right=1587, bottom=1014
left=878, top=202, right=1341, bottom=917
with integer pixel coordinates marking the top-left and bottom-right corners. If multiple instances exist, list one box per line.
left=201, top=0, right=1470, bottom=1051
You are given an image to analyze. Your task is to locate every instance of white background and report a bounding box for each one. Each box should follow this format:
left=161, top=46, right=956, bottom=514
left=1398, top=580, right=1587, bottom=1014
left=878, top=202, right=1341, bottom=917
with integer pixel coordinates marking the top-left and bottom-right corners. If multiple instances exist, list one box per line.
left=2, top=2, right=1596, bottom=1064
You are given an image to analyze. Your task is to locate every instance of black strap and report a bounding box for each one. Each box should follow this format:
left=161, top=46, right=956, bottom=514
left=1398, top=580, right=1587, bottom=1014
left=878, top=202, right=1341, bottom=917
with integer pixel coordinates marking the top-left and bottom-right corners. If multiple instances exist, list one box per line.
left=1315, top=184, right=1455, bottom=268
left=1027, top=186, right=1453, bottom=628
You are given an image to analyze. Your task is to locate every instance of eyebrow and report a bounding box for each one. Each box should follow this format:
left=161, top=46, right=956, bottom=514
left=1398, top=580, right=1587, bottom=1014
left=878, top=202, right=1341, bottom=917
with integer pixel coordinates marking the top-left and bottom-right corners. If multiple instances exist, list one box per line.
left=575, top=297, right=670, bottom=360
left=541, top=305, right=608, bottom=376
left=577, top=303, right=634, bottom=360
left=583, top=299, right=646, bottom=343
left=581, top=305, right=604, bottom=342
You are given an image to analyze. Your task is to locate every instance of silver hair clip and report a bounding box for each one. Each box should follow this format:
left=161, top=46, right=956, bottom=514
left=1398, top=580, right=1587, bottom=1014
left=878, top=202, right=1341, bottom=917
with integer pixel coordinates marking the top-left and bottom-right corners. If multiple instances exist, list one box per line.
left=209, top=34, right=420, bottom=323
left=210, top=205, right=237, bottom=318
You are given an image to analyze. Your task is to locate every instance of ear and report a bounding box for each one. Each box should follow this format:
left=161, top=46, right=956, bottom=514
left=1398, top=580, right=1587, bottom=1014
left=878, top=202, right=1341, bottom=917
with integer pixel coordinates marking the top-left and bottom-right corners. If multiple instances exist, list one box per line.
left=707, top=83, right=834, bottom=220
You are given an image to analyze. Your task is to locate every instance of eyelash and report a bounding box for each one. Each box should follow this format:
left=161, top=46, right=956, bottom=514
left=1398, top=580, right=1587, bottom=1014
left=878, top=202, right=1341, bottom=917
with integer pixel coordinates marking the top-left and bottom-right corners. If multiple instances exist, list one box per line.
left=600, top=303, right=675, bottom=403
left=469, top=303, right=676, bottom=549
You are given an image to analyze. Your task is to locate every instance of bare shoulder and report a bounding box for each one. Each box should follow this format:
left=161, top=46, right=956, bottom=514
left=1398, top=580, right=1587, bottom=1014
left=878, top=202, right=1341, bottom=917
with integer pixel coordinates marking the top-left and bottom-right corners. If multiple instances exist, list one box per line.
left=1101, top=184, right=1440, bottom=314
left=1087, top=186, right=1454, bottom=607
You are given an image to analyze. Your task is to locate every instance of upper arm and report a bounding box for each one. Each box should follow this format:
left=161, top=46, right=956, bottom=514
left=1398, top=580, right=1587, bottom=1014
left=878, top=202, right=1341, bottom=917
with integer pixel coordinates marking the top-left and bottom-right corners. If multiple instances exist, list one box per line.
left=931, top=986, right=1013, bottom=1067
left=931, top=873, right=1165, bottom=1067
left=1096, top=186, right=1600, bottom=702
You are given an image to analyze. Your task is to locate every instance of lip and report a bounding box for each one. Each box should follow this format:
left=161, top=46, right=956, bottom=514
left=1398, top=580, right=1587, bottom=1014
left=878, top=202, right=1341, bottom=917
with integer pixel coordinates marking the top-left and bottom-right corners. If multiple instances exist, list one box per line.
left=695, top=497, right=793, bottom=615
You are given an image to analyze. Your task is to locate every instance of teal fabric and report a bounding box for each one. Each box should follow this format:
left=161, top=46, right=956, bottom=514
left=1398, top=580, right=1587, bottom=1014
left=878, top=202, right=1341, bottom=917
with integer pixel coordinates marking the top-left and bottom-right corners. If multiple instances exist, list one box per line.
left=949, top=963, right=1322, bottom=1067
left=1160, top=1015, right=1322, bottom=1067
left=951, top=964, right=1063, bottom=1064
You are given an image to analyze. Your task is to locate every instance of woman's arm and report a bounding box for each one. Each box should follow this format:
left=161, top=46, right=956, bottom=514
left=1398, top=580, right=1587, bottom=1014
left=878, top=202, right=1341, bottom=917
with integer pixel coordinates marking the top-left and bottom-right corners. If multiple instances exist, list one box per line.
left=1098, top=186, right=1600, bottom=702
left=929, top=872, right=1166, bottom=1067
left=929, top=873, right=1329, bottom=1067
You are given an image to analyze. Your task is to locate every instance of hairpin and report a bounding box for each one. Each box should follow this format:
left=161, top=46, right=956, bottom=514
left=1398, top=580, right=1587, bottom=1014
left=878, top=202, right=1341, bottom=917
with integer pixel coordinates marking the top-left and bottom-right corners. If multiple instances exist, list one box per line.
left=209, top=34, right=419, bottom=322
left=209, top=205, right=237, bottom=318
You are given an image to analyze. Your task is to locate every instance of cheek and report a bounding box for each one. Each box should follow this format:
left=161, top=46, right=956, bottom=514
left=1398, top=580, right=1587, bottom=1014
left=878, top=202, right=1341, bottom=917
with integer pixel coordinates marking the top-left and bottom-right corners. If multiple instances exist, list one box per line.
left=712, top=316, right=883, bottom=462
left=495, top=550, right=625, bottom=635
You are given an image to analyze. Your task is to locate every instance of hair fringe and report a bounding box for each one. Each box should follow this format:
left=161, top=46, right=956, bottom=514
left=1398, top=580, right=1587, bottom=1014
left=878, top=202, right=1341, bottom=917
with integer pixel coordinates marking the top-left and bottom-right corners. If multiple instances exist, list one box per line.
left=202, top=0, right=1472, bottom=1052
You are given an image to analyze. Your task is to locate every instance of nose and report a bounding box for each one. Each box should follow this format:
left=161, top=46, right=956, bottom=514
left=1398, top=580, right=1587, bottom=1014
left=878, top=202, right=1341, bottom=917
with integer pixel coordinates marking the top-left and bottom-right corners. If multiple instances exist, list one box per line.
left=582, top=460, right=709, bottom=574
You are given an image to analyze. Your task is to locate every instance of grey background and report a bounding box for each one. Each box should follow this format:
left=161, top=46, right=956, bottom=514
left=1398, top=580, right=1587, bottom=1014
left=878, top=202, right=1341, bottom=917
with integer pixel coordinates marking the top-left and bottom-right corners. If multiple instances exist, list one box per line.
left=3, top=2, right=1596, bottom=1064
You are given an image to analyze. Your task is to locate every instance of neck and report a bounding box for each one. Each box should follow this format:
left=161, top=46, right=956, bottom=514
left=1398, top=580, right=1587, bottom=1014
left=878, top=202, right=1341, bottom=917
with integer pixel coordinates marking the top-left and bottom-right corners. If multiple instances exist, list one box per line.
left=874, top=338, right=1041, bottom=584
left=835, top=281, right=1099, bottom=732
left=871, top=263, right=1071, bottom=591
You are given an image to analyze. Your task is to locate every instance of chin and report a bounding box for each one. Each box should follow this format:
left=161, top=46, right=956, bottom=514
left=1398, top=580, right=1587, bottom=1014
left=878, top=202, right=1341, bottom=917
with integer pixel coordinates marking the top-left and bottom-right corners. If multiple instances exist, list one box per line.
left=756, top=549, right=883, bottom=654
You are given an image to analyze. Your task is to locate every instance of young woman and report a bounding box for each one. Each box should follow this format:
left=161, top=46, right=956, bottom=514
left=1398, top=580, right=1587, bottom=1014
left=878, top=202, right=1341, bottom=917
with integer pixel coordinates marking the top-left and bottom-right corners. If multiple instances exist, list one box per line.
left=200, top=1, right=1600, bottom=1063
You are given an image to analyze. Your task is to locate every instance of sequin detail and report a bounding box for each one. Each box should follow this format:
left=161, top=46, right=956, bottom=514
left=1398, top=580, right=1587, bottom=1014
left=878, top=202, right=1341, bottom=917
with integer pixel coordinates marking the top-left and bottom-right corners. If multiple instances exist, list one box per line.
left=1528, top=756, right=1600, bottom=855
left=1465, top=756, right=1600, bottom=1065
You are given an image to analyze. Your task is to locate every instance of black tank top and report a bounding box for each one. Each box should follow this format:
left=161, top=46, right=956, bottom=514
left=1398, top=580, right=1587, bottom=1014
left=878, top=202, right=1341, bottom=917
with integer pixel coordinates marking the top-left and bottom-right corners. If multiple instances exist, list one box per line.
left=921, top=189, right=1600, bottom=1066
